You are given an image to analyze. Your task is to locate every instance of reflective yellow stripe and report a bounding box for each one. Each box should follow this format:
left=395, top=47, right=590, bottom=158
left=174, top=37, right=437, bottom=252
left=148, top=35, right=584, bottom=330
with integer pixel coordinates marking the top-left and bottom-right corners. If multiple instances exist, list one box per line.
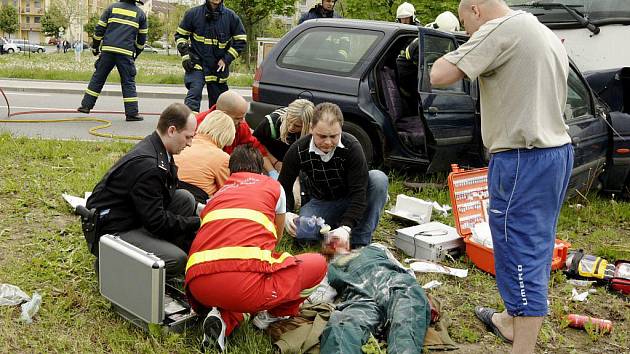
left=135, top=43, right=143, bottom=49
left=85, top=88, right=99, bottom=97
left=93, top=35, right=103, bottom=40
left=177, top=27, right=190, bottom=35
left=123, top=97, right=138, bottom=102
left=201, top=208, right=277, bottom=238
left=97, top=20, right=107, bottom=27
left=194, top=64, right=203, bottom=70
left=232, top=34, right=247, bottom=41
left=218, top=41, right=228, bottom=49
left=228, top=47, right=238, bottom=58
left=112, top=7, right=137, bottom=18
left=176, top=38, right=187, bottom=45
left=405, top=47, right=411, bottom=60
left=138, top=28, right=148, bottom=34
left=186, top=246, right=292, bottom=272
left=181, top=54, right=189, bottom=61
left=108, top=17, right=139, bottom=28
left=218, top=77, right=228, bottom=83
left=101, top=45, right=134, bottom=56
left=205, top=75, right=218, bottom=82
left=299, top=283, right=319, bottom=297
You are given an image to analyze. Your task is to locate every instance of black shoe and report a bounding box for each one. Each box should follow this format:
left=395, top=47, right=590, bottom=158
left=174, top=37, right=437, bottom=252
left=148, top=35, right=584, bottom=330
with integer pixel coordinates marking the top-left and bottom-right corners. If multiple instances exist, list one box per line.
left=201, top=307, right=226, bottom=352
left=77, top=106, right=91, bottom=114
left=125, top=114, right=144, bottom=122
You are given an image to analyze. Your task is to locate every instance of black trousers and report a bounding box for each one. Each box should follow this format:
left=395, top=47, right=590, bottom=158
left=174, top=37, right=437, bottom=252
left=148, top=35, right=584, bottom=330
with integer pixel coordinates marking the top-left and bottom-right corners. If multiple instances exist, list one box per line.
left=81, top=52, right=139, bottom=116
left=117, top=189, right=197, bottom=280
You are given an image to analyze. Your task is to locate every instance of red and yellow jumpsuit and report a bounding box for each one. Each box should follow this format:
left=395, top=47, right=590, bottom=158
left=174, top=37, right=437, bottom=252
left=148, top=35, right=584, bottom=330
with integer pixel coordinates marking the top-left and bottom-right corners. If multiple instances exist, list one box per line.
left=185, top=172, right=327, bottom=335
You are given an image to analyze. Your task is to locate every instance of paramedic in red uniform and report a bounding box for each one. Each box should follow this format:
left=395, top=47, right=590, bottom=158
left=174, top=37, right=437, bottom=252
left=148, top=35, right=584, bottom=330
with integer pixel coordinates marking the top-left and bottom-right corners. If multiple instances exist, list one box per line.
left=185, top=144, right=327, bottom=352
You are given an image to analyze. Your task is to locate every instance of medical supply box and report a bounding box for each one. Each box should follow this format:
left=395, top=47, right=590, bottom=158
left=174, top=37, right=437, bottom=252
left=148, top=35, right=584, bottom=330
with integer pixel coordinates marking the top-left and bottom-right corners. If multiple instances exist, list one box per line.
left=447, top=164, right=570, bottom=275
left=395, top=221, right=464, bottom=261
left=98, top=234, right=198, bottom=332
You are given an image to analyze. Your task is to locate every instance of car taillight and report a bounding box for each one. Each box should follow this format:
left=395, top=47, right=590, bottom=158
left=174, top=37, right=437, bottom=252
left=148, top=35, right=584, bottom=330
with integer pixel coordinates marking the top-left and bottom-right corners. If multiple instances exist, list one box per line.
left=252, top=67, right=262, bottom=102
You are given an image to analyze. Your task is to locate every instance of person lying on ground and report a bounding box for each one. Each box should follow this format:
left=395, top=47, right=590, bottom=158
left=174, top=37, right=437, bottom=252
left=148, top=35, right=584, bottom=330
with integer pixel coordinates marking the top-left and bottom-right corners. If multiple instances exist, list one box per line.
left=185, top=144, right=327, bottom=352
left=174, top=110, right=235, bottom=204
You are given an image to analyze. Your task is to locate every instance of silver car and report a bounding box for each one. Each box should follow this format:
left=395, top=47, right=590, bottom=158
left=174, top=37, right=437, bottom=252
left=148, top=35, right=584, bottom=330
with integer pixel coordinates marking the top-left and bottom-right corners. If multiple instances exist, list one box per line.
left=9, top=39, right=46, bottom=53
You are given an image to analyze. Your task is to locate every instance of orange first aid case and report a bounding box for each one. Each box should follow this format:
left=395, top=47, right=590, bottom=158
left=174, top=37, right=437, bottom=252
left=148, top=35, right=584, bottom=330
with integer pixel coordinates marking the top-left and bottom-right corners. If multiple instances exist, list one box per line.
left=447, top=164, right=570, bottom=275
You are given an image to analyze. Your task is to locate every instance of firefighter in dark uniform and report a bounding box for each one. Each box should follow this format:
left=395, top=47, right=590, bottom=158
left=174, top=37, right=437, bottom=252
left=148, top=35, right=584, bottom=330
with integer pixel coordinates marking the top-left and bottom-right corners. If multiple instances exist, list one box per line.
left=298, top=0, right=341, bottom=24
left=78, top=0, right=147, bottom=121
left=175, top=0, right=246, bottom=113
left=396, top=37, right=419, bottom=99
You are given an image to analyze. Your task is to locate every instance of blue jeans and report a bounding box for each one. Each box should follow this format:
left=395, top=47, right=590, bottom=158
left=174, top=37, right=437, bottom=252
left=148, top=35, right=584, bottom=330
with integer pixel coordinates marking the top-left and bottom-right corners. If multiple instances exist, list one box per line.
left=298, top=170, right=388, bottom=247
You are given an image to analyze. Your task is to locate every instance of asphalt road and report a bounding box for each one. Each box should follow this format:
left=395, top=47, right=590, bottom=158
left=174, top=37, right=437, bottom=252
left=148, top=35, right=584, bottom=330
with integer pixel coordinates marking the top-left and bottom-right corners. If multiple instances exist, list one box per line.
left=1, top=91, right=182, bottom=141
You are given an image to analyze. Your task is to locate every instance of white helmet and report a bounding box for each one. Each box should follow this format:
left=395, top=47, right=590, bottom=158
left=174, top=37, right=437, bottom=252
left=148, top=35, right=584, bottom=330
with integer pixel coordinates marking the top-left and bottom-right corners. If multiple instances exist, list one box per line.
left=425, top=11, right=460, bottom=32
left=396, top=2, right=416, bottom=20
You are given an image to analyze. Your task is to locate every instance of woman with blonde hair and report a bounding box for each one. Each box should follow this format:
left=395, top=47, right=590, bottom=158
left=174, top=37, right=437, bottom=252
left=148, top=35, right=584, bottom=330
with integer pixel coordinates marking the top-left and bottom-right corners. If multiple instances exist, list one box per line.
left=175, top=110, right=236, bottom=203
left=253, top=99, right=314, bottom=171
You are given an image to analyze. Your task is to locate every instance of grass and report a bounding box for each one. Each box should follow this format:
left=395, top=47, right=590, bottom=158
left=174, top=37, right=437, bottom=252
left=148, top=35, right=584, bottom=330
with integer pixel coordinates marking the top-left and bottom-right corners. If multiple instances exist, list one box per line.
left=0, top=51, right=254, bottom=87
left=0, top=132, right=628, bottom=353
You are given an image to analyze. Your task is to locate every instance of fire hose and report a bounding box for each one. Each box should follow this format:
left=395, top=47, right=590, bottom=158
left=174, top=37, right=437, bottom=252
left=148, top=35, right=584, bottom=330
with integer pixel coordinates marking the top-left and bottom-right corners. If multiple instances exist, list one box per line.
left=0, top=87, right=161, bottom=141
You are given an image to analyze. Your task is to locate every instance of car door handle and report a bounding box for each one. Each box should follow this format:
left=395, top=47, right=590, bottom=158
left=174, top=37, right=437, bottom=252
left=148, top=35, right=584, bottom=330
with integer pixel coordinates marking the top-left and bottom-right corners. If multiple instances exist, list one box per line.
left=428, top=106, right=439, bottom=114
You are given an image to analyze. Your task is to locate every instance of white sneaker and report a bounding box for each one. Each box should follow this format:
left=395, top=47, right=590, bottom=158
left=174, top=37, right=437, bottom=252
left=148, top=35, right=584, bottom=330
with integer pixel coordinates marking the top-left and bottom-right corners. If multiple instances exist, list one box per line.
left=252, top=310, right=289, bottom=330
left=201, top=307, right=226, bottom=352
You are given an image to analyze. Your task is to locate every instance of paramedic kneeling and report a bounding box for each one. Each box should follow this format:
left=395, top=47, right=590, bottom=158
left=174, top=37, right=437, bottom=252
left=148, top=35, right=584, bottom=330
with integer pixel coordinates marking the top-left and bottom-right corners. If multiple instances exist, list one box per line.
left=278, top=102, right=389, bottom=248
left=86, top=103, right=200, bottom=279
left=185, top=145, right=327, bottom=352
left=430, top=1, right=574, bottom=353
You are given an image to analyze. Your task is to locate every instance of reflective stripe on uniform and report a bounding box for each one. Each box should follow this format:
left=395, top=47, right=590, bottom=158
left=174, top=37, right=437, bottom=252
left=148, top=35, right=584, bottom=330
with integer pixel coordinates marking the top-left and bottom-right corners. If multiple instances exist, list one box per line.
left=205, top=75, right=218, bottom=82
left=93, top=35, right=103, bottom=41
left=228, top=47, right=239, bottom=59
left=299, top=283, right=320, bottom=297
left=192, top=33, right=229, bottom=48
left=108, top=17, right=139, bottom=28
left=218, top=77, right=228, bottom=83
left=176, top=38, right=187, bottom=45
left=101, top=45, right=134, bottom=56
left=232, top=34, right=247, bottom=41
left=177, top=27, right=191, bottom=35
left=112, top=7, right=137, bottom=18
left=97, top=20, right=107, bottom=27
left=201, top=208, right=277, bottom=238
left=123, top=97, right=138, bottom=102
left=138, top=28, right=148, bottom=34
left=186, top=246, right=293, bottom=272
left=85, top=88, right=100, bottom=97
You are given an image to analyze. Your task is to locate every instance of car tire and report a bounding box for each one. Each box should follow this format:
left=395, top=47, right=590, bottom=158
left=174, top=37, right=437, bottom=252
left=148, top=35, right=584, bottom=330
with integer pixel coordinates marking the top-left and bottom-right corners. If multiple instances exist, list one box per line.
left=343, top=121, right=374, bottom=166
left=37, top=48, right=43, bottom=53
left=7, top=48, right=14, bottom=53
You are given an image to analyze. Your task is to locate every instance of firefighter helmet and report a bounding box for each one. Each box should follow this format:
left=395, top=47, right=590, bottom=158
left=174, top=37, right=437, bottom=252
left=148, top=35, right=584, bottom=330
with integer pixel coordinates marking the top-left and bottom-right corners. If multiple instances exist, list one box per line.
left=426, top=11, right=460, bottom=32
left=396, top=2, right=416, bottom=20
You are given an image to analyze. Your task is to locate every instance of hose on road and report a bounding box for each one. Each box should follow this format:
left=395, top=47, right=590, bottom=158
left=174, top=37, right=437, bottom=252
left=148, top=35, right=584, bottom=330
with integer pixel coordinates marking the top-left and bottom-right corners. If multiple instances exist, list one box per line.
left=0, top=87, right=161, bottom=141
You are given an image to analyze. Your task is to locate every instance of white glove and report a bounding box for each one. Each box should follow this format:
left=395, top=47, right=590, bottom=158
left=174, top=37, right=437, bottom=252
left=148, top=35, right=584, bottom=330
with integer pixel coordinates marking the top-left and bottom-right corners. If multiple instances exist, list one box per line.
left=329, top=225, right=351, bottom=241
left=285, top=212, right=298, bottom=236
left=196, top=202, right=206, bottom=217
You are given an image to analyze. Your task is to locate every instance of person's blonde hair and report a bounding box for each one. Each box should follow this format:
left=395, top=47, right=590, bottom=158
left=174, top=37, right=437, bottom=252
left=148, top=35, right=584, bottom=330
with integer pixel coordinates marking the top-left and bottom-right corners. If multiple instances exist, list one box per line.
left=196, top=110, right=236, bottom=148
left=280, top=99, right=314, bottom=144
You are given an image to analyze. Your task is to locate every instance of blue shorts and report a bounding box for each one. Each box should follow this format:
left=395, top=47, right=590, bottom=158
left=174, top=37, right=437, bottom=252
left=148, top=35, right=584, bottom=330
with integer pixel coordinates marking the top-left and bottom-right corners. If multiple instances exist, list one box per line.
left=488, top=144, right=573, bottom=317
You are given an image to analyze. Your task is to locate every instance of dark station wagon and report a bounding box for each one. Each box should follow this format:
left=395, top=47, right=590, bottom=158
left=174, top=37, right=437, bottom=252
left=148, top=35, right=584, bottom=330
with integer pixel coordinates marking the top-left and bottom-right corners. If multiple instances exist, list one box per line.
left=247, top=19, right=630, bottom=197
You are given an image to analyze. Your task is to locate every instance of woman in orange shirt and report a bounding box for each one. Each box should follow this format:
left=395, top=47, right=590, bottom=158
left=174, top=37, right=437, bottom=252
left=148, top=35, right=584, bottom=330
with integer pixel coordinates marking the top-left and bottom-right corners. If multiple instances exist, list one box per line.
left=175, top=110, right=235, bottom=203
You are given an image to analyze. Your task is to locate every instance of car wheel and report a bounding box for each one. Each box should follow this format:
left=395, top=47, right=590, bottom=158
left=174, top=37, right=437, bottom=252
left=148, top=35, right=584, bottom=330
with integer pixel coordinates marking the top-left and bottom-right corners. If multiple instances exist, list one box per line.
left=343, top=121, right=374, bottom=166
left=37, top=48, right=43, bottom=53
left=7, top=48, right=14, bottom=53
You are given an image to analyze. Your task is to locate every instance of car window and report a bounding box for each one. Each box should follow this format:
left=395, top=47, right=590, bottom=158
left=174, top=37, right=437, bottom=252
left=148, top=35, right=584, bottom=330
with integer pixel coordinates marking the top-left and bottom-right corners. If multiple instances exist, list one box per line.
left=278, top=27, right=383, bottom=76
left=423, top=34, right=464, bottom=92
left=564, top=68, right=592, bottom=120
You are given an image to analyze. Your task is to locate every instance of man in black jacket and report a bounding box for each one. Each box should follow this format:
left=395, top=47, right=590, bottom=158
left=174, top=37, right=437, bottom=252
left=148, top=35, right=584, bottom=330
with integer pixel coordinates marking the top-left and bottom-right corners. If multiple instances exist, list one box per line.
left=278, top=102, right=388, bottom=248
left=298, top=0, right=341, bottom=24
left=86, top=103, right=200, bottom=279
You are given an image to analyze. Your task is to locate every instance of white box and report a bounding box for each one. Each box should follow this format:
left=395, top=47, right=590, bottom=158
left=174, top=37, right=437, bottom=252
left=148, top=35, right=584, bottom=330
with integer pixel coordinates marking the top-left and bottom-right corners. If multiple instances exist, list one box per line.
left=395, top=222, right=464, bottom=261
left=385, top=194, right=433, bottom=224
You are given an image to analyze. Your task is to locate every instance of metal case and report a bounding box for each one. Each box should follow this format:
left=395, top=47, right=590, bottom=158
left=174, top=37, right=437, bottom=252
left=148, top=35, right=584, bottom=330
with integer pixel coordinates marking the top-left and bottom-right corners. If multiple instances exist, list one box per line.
left=395, top=222, right=464, bottom=261
left=99, top=234, right=166, bottom=324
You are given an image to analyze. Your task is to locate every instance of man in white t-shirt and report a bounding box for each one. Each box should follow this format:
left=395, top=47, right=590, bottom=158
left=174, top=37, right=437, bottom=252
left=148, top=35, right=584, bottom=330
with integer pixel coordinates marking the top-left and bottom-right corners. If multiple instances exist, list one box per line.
left=430, top=1, right=574, bottom=353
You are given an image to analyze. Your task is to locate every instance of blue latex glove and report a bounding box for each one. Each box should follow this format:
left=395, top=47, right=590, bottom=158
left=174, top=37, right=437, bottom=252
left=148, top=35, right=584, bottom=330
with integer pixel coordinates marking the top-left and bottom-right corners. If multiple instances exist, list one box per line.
left=268, top=170, right=279, bottom=180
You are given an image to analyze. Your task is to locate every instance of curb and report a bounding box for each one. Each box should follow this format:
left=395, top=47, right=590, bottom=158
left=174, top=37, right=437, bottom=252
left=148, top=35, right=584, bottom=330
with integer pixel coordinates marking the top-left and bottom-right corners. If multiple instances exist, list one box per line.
left=1, top=85, right=191, bottom=100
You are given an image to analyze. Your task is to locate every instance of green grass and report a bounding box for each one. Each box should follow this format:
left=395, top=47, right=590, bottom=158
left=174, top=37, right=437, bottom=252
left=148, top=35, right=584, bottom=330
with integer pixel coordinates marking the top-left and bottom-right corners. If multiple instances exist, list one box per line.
left=0, top=133, right=628, bottom=353
left=0, top=52, right=254, bottom=87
